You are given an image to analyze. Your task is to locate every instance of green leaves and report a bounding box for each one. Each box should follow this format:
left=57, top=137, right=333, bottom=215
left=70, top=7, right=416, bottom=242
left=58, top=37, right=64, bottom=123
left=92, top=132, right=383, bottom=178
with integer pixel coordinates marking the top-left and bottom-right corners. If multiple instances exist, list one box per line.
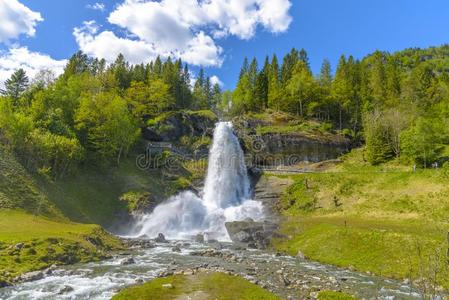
left=75, top=92, right=139, bottom=165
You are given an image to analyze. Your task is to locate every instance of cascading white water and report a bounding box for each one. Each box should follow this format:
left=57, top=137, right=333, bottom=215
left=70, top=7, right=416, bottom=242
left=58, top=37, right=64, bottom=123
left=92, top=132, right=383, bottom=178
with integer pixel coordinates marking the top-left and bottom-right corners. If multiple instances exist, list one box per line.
left=131, top=122, right=264, bottom=240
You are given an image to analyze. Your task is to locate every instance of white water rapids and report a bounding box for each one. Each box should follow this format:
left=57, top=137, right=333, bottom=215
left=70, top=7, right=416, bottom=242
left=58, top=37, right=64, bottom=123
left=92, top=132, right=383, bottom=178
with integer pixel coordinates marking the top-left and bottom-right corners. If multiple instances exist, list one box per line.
left=131, top=121, right=264, bottom=240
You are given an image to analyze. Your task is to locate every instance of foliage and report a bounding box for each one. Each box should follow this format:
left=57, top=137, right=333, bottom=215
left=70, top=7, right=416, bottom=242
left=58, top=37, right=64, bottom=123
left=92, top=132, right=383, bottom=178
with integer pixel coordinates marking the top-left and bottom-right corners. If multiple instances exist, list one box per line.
left=231, top=46, right=449, bottom=167
left=28, top=129, right=84, bottom=178
left=75, top=92, right=139, bottom=165
left=0, top=52, right=222, bottom=176
left=400, top=117, right=444, bottom=167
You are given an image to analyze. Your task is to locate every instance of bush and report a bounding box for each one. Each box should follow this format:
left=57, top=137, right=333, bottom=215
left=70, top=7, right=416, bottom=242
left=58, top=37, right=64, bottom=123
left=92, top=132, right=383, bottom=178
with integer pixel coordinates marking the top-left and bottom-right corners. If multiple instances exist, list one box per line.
left=28, top=129, right=84, bottom=178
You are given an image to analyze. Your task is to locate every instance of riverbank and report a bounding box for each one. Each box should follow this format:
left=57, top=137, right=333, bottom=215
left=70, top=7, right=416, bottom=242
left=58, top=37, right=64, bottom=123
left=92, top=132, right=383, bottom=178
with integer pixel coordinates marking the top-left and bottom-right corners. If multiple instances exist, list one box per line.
left=0, top=210, right=123, bottom=286
left=270, top=148, right=449, bottom=293
left=0, top=239, right=420, bottom=299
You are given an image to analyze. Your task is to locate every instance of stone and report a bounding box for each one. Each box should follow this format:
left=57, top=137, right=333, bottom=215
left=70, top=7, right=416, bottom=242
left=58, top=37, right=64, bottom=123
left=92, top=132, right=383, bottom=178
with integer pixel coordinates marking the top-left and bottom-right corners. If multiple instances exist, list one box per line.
left=121, top=257, right=135, bottom=265
left=16, top=270, right=44, bottom=282
left=171, top=246, right=181, bottom=253
left=14, top=243, right=24, bottom=250
left=225, top=220, right=279, bottom=249
left=234, top=231, right=252, bottom=243
left=162, top=283, right=174, bottom=289
left=58, top=285, right=74, bottom=295
left=194, top=234, right=204, bottom=243
left=154, top=233, right=168, bottom=243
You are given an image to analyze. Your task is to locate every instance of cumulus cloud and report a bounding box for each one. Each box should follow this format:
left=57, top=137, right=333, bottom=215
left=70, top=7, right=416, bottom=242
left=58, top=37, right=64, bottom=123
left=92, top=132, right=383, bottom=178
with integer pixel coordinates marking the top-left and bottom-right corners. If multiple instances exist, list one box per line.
left=0, top=0, right=43, bottom=43
left=75, top=21, right=222, bottom=67
left=86, top=2, right=105, bottom=12
left=210, top=75, right=223, bottom=87
left=74, top=22, right=159, bottom=65
left=0, top=47, right=67, bottom=86
left=74, top=0, right=292, bottom=67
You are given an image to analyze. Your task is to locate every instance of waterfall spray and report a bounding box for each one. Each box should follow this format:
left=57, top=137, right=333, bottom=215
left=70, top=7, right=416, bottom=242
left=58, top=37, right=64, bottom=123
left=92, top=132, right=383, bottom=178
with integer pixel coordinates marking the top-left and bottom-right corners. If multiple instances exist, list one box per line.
left=131, top=122, right=264, bottom=240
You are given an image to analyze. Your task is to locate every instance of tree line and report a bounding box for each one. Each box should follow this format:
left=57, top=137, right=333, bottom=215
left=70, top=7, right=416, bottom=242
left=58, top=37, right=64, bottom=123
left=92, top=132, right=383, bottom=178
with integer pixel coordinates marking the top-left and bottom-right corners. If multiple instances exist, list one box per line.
left=228, top=46, right=449, bottom=167
left=2, top=45, right=449, bottom=178
left=0, top=52, right=221, bottom=178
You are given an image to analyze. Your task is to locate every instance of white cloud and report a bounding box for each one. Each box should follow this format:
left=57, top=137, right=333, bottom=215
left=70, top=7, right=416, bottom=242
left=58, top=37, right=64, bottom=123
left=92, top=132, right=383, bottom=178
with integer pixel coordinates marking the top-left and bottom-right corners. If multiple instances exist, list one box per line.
left=74, top=21, right=222, bottom=67
left=210, top=75, right=223, bottom=87
left=0, top=47, right=67, bottom=86
left=74, top=0, right=292, bottom=67
left=178, top=32, right=223, bottom=67
left=86, top=2, right=105, bottom=12
left=74, top=23, right=159, bottom=65
left=0, top=0, right=43, bottom=43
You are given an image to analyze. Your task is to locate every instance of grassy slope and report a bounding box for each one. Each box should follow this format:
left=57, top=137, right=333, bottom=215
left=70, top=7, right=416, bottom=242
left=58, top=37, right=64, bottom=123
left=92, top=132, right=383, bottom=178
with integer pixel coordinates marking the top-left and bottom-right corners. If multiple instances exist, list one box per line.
left=112, top=272, right=279, bottom=300
left=0, top=147, right=61, bottom=218
left=242, top=110, right=344, bottom=142
left=0, top=148, right=123, bottom=284
left=39, top=156, right=166, bottom=227
left=271, top=148, right=449, bottom=288
left=0, top=210, right=122, bottom=283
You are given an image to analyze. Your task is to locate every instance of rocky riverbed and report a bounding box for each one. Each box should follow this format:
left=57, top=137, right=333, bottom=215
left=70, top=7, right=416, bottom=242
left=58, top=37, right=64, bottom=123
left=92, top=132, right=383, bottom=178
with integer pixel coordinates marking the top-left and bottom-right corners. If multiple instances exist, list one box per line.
left=0, top=237, right=423, bottom=300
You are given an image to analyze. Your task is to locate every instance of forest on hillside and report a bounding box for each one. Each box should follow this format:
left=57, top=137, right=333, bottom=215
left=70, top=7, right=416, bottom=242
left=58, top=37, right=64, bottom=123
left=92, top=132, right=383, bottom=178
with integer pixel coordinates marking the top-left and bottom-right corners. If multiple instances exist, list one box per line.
left=2, top=45, right=449, bottom=180
left=230, top=46, right=449, bottom=167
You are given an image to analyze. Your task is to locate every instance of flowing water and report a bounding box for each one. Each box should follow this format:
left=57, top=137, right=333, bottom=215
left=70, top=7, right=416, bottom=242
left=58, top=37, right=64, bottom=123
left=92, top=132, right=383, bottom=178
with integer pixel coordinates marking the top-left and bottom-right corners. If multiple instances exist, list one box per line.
left=0, top=122, right=428, bottom=299
left=131, top=122, right=264, bottom=240
left=0, top=242, right=423, bottom=300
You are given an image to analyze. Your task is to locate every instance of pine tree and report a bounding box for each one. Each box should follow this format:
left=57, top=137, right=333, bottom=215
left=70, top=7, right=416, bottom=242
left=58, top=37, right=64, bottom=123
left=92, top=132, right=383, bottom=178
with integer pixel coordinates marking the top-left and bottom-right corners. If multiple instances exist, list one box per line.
left=1, top=69, right=29, bottom=102
left=111, top=54, right=131, bottom=90
left=299, top=48, right=310, bottom=70
left=317, top=59, right=333, bottom=120
left=239, top=58, right=249, bottom=80
left=332, top=55, right=349, bottom=131
left=285, top=61, right=315, bottom=117
left=63, top=51, right=92, bottom=79
left=268, top=55, right=281, bottom=111
left=281, top=48, right=299, bottom=84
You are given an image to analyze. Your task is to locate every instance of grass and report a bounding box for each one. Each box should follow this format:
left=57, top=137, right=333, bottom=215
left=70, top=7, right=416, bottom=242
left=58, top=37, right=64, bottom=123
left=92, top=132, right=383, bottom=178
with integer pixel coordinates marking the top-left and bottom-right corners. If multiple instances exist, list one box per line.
left=271, top=148, right=449, bottom=288
left=243, top=110, right=338, bottom=141
left=112, top=272, right=279, bottom=300
left=0, top=147, right=61, bottom=218
left=317, top=291, right=356, bottom=300
left=0, top=210, right=122, bottom=284
left=37, top=153, right=198, bottom=226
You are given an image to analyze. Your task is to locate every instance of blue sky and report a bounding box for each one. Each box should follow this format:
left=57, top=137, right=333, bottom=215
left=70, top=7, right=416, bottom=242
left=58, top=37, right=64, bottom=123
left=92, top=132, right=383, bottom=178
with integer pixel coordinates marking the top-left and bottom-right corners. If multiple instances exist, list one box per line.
left=1, top=0, right=449, bottom=88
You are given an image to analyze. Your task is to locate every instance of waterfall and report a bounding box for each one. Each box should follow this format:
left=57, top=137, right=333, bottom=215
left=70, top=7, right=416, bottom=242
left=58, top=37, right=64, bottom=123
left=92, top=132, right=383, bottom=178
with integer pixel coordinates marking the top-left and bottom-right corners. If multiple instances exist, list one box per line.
left=131, top=122, right=264, bottom=240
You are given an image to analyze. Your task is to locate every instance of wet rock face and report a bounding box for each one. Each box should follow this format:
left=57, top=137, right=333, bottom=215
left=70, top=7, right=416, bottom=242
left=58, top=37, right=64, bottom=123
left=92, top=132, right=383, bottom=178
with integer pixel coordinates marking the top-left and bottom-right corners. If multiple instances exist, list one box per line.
left=233, top=117, right=350, bottom=167
left=225, top=220, right=279, bottom=249
left=252, top=175, right=293, bottom=218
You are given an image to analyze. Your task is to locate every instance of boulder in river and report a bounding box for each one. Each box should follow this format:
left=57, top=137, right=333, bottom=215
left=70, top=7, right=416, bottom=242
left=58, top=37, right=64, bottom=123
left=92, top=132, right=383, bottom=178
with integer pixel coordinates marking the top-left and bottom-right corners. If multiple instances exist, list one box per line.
left=154, top=233, right=168, bottom=243
left=121, top=257, right=135, bottom=265
left=194, top=234, right=205, bottom=243
left=171, top=246, right=181, bottom=252
left=14, top=270, right=44, bottom=282
left=225, top=220, right=279, bottom=249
